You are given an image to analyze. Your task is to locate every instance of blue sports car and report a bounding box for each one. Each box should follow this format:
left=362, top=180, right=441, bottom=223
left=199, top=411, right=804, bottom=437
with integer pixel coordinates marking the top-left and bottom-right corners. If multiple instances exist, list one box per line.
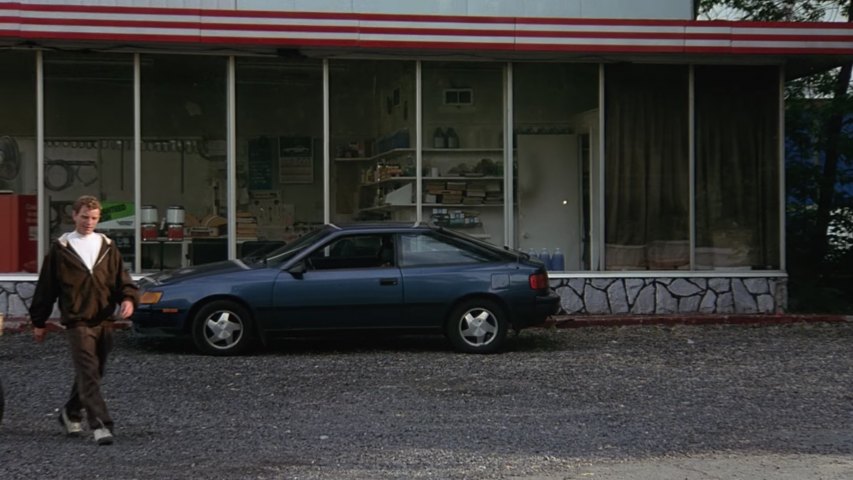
left=132, top=223, right=560, bottom=355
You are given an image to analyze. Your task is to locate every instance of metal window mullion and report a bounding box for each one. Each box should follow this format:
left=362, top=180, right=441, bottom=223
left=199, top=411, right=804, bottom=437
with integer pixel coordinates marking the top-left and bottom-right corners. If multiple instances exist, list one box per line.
left=134, top=53, right=142, bottom=273
left=227, top=56, right=237, bottom=259
left=595, top=63, right=606, bottom=271
left=689, top=65, right=696, bottom=270
left=416, top=60, right=422, bottom=223
left=504, top=62, right=514, bottom=247
left=778, top=66, right=786, bottom=271
left=323, top=59, right=330, bottom=224
left=36, top=50, right=45, bottom=266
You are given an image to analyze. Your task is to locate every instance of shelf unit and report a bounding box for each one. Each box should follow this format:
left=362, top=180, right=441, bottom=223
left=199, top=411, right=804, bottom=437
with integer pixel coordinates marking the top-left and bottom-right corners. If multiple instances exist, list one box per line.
left=335, top=147, right=509, bottom=242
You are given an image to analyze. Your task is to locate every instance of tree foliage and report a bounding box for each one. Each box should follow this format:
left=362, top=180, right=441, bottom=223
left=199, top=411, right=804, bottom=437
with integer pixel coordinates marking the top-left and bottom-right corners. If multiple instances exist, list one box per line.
left=698, top=0, right=847, bottom=21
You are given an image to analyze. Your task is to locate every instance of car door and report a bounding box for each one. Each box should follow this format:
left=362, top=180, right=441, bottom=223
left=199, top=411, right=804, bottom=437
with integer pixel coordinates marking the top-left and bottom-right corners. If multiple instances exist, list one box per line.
left=398, top=232, right=500, bottom=327
left=269, top=233, right=403, bottom=330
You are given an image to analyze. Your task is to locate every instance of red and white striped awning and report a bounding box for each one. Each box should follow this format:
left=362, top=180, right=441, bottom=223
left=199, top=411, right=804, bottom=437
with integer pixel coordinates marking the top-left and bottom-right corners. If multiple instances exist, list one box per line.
left=1, top=1, right=852, bottom=56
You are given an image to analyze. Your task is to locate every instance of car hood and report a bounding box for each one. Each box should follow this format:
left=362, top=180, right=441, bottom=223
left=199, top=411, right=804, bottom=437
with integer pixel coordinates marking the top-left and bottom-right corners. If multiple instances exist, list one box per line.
left=141, top=259, right=255, bottom=286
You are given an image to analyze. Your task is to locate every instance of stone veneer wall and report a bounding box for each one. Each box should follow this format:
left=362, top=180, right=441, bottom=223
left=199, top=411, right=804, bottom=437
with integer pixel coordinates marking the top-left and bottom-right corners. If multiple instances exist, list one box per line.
left=1, top=281, right=58, bottom=320
left=2, top=277, right=787, bottom=320
left=552, top=276, right=787, bottom=315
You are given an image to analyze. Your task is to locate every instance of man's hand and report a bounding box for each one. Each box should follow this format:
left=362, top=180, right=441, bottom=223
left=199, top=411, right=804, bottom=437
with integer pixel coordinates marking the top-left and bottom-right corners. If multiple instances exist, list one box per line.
left=33, top=327, right=46, bottom=343
left=118, top=299, right=134, bottom=319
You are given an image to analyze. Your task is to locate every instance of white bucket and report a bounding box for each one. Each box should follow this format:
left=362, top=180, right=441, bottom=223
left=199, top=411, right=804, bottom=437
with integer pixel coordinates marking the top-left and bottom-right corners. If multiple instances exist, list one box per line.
left=166, top=206, right=185, bottom=224
left=140, top=205, right=158, bottom=224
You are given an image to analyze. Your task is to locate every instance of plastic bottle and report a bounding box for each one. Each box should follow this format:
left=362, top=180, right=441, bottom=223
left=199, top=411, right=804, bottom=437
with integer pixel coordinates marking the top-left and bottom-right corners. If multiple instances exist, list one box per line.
left=551, top=248, right=565, bottom=271
left=433, top=128, right=447, bottom=148
left=538, top=248, right=551, bottom=268
left=446, top=128, right=460, bottom=148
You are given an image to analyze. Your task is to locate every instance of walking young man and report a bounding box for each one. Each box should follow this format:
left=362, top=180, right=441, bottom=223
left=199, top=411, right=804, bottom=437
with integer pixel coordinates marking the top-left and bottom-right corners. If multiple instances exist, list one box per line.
left=29, top=195, right=138, bottom=445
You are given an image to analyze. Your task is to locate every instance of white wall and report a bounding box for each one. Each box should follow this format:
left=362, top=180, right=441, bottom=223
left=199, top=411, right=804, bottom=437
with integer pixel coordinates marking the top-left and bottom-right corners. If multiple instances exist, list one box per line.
left=24, top=0, right=695, bottom=20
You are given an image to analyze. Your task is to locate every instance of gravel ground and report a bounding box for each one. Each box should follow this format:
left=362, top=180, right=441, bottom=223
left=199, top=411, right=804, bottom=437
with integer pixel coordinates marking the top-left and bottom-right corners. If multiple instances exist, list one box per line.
left=0, top=322, right=851, bottom=480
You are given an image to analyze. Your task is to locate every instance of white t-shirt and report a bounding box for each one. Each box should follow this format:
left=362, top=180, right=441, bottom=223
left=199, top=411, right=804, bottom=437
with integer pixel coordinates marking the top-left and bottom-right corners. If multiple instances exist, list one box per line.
left=67, top=231, right=104, bottom=272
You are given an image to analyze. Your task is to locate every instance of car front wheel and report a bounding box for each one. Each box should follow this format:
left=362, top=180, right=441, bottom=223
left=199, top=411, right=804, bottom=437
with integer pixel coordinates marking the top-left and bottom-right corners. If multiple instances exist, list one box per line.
left=191, top=300, right=254, bottom=356
left=446, top=299, right=507, bottom=354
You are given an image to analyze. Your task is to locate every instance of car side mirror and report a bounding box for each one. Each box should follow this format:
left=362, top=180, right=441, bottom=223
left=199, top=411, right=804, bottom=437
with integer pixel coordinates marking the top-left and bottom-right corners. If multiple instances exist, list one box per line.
left=287, top=262, right=306, bottom=279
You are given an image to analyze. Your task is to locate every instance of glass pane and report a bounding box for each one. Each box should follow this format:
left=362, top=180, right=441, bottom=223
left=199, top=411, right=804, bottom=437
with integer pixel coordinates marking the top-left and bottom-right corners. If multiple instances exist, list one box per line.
left=604, top=64, right=690, bottom=271
left=236, top=57, right=323, bottom=252
left=513, top=63, right=598, bottom=271
left=422, top=62, right=505, bottom=247
left=330, top=60, right=416, bottom=224
left=695, top=66, right=780, bottom=270
left=43, top=52, right=134, bottom=269
left=399, top=233, right=490, bottom=267
left=0, top=51, right=37, bottom=273
left=307, top=234, right=392, bottom=270
left=141, top=54, right=226, bottom=271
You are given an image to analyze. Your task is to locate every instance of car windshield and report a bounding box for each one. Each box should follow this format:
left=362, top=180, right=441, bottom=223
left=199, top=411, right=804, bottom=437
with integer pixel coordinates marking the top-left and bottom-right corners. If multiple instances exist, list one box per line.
left=260, top=227, right=333, bottom=267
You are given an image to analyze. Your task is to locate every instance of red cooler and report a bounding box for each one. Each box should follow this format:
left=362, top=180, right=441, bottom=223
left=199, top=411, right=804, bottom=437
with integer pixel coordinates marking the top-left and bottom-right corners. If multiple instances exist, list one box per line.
left=0, top=194, right=37, bottom=272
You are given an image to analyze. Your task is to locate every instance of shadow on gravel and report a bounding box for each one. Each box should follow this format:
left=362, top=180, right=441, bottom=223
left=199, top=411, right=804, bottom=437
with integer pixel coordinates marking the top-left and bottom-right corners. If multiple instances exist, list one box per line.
left=123, top=328, right=565, bottom=356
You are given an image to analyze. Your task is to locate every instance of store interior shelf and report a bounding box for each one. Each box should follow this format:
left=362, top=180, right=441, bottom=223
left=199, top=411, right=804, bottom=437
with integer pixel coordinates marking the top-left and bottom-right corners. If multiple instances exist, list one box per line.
left=360, top=203, right=503, bottom=212
left=334, top=148, right=414, bottom=162
left=361, top=175, right=503, bottom=188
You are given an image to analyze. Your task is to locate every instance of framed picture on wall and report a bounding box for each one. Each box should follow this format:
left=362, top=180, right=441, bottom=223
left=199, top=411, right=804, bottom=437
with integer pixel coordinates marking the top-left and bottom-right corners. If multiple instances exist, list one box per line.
left=279, top=136, right=313, bottom=184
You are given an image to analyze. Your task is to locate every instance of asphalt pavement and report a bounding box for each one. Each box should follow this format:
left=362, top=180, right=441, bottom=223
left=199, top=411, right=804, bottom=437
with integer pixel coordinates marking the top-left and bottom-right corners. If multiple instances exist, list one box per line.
left=0, top=320, right=851, bottom=480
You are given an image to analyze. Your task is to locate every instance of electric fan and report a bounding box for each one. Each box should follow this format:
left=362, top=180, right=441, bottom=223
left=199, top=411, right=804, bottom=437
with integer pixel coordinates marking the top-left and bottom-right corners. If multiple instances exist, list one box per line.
left=0, top=136, right=21, bottom=182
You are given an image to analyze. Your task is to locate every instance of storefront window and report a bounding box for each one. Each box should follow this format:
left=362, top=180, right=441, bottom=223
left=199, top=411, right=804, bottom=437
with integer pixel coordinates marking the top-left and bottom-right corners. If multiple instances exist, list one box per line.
left=0, top=51, right=37, bottom=273
left=236, top=57, right=323, bottom=253
left=604, top=64, right=690, bottom=271
left=513, top=63, right=598, bottom=271
left=141, top=54, right=226, bottom=271
left=43, top=52, right=134, bottom=269
left=330, top=60, right=416, bottom=225
left=422, top=62, right=505, bottom=246
left=695, top=66, right=780, bottom=270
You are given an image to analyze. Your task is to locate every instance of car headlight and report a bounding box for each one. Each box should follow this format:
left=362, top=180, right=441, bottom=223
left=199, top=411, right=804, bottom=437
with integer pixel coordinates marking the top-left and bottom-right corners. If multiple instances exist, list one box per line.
left=139, top=291, right=163, bottom=305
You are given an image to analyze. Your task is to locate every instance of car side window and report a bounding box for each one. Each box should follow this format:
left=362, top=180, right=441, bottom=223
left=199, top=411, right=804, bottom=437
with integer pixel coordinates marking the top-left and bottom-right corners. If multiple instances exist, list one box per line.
left=399, top=233, right=491, bottom=267
left=306, top=234, right=394, bottom=270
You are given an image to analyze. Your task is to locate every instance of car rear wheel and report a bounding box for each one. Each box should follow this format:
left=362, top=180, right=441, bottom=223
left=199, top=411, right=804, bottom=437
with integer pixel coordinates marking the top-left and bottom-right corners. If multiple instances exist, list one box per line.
left=446, top=298, right=507, bottom=354
left=191, top=300, right=254, bottom=356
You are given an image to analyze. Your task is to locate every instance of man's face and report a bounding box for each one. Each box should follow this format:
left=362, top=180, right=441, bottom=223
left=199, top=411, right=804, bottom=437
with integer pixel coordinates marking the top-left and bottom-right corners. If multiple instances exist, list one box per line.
left=72, top=206, right=100, bottom=235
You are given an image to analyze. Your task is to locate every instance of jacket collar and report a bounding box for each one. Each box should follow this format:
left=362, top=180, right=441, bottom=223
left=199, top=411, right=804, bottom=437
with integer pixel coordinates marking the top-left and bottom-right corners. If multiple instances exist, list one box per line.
left=57, top=231, right=113, bottom=248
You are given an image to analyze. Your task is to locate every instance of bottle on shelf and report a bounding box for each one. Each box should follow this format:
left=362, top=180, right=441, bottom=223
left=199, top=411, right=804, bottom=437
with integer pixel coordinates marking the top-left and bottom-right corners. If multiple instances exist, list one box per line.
left=551, top=248, right=565, bottom=271
left=538, top=248, right=551, bottom=268
left=433, top=128, right=447, bottom=148
left=446, top=128, right=460, bottom=148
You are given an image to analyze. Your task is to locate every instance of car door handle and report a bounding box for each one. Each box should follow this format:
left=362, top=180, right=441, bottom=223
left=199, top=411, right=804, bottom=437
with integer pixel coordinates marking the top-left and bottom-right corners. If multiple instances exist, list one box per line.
left=379, top=278, right=398, bottom=286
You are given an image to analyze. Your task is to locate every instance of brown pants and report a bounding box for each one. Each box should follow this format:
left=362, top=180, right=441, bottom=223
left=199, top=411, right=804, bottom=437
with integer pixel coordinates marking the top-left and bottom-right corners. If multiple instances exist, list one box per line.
left=64, top=323, right=114, bottom=430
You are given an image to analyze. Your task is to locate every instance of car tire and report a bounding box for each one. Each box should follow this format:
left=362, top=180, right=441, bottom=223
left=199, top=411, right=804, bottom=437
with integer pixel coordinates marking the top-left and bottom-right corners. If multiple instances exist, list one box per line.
left=191, top=300, right=254, bottom=356
left=446, top=298, right=507, bottom=354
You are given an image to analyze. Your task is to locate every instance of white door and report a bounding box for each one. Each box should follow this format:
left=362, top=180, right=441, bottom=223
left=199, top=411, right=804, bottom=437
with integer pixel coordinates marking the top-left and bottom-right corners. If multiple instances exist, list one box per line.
left=517, top=134, right=582, bottom=270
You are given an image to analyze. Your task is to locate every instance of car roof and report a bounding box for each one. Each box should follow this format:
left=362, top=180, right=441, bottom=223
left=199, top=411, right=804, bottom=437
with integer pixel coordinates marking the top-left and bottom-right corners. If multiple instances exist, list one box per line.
left=328, top=222, right=434, bottom=233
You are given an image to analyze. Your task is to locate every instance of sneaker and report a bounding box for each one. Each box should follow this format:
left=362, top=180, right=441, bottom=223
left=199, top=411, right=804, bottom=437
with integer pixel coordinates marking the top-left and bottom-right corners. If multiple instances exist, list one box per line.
left=93, top=427, right=114, bottom=445
left=58, top=408, right=83, bottom=436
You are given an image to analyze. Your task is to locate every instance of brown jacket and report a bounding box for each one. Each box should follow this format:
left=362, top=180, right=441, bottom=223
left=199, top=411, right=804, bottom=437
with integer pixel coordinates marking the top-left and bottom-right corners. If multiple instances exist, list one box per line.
left=29, top=232, right=139, bottom=328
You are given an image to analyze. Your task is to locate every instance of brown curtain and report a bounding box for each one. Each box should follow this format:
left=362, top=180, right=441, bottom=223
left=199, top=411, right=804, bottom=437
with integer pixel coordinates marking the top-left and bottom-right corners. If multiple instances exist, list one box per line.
left=695, top=66, right=780, bottom=269
left=604, top=64, right=689, bottom=269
